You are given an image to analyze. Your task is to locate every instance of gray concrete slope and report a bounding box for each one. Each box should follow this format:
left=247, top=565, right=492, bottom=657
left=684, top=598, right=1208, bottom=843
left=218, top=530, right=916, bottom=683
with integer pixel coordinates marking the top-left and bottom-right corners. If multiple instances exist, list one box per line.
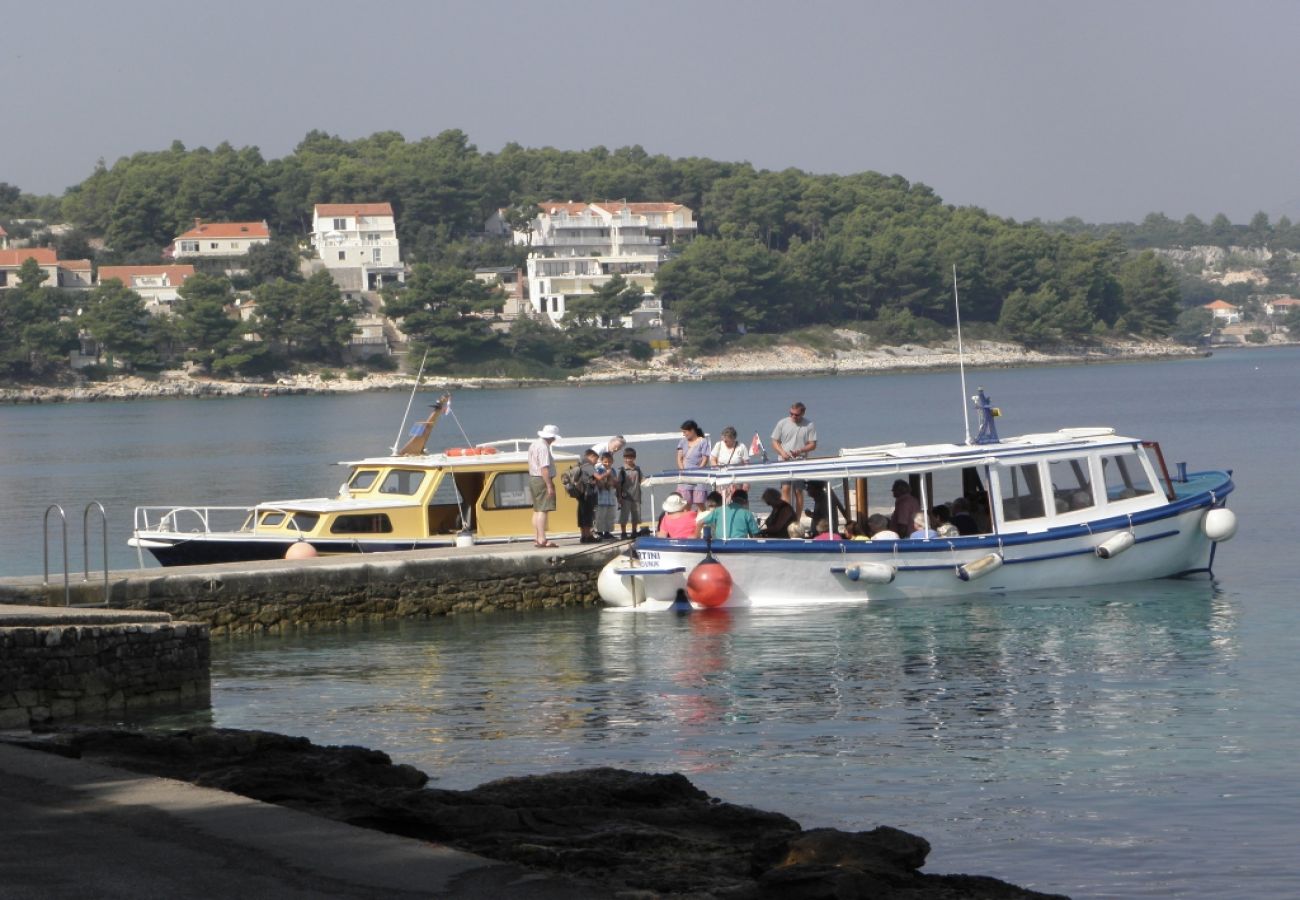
left=0, top=742, right=603, bottom=899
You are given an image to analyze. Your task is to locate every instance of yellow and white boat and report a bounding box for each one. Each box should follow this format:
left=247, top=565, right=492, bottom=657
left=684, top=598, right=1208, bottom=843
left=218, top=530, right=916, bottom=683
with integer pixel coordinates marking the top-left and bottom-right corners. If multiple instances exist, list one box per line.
left=129, top=395, right=671, bottom=566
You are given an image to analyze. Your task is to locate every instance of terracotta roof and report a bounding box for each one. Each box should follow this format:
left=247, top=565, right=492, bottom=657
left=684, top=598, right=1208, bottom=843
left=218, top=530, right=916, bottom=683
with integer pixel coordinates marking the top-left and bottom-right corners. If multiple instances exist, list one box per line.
left=59, top=259, right=92, bottom=271
left=98, top=264, right=196, bottom=286
left=0, top=247, right=57, bottom=266
left=175, top=220, right=270, bottom=240
left=1270, top=297, right=1300, bottom=306
left=314, top=203, right=394, bottom=217
left=1202, top=300, right=1239, bottom=310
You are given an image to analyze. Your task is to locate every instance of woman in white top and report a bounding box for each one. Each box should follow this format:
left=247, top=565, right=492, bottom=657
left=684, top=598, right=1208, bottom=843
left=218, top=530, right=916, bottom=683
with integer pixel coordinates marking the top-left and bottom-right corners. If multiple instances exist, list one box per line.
left=709, top=426, right=749, bottom=468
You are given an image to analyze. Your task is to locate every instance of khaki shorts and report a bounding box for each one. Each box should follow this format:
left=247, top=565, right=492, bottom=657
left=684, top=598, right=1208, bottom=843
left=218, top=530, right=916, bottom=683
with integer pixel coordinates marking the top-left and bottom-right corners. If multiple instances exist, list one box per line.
left=530, top=475, right=556, bottom=512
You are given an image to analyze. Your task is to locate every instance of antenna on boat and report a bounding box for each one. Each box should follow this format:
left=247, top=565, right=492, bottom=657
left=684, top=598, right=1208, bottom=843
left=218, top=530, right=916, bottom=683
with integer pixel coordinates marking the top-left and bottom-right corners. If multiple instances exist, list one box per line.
left=953, top=264, right=972, bottom=444
left=392, top=349, right=430, bottom=454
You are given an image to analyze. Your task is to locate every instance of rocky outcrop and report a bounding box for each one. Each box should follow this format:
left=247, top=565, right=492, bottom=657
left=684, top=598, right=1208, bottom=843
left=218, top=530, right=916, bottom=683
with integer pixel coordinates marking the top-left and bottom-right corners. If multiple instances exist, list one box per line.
left=15, top=727, right=1068, bottom=899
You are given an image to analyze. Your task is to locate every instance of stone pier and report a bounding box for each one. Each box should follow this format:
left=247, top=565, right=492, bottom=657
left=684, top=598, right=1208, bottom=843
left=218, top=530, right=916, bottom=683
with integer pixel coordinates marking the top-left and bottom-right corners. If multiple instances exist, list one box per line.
left=0, top=542, right=618, bottom=635
left=0, top=606, right=210, bottom=728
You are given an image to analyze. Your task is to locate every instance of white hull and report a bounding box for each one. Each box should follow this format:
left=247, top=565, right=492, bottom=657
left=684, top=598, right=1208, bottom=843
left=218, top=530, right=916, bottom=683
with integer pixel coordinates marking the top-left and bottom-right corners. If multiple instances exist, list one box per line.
left=601, top=503, right=1227, bottom=609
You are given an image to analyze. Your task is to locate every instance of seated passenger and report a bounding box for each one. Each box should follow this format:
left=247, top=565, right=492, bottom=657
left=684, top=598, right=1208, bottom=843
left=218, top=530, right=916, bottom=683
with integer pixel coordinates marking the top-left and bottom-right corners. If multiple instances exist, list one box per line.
left=812, top=518, right=841, bottom=541
left=865, top=513, right=900, bottom=541
left=1069, top=489, right=1093, bottom=510
left=760, top=488, right=799, bottom=538
left=950, top=497, right=980, bottom=535
left=910, top=512, right=939, bottom=540
left=656, top=493, right=698, bottom=539
left=697, top=489, right=761, bottom=539
left=930, top=505, right=960, bottom=538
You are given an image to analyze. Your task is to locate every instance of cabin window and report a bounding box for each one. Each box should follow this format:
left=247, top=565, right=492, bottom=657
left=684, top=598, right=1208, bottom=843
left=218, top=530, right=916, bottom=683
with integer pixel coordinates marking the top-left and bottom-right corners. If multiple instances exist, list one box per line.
left=378, top=469, right=426, bottom=495
left=1048, top=457, right=1094, bottom=512
left=330, top=514, right=393, bottom=534
left=1101, top=451, right=1155, bottom=501
left=483, top=472, right=532, bottom=509
left=999, top=463, right=1047, bottom=522
left=349, top=470, right=380, bottom=490
left=259, top=511, right=318, bottom=532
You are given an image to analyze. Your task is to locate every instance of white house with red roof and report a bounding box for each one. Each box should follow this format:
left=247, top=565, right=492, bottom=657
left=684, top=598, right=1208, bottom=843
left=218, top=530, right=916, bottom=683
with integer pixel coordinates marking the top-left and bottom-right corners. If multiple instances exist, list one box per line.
left=0, top=247, right=91, bottom=291
left=1202, top=299, right=1241, bottom=324
left=512, top=201, right=696, bottom=326
left=171, top=219, right=271, bottom=260
left=1264, top=296, right=1300, bottom=317
left=97, top=264, right=197, bottom=314
left=310, top=202, right=403, bottom=292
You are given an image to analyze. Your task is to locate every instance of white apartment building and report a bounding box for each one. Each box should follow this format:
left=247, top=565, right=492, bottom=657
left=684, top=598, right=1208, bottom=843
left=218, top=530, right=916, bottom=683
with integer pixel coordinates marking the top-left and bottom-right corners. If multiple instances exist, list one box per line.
left=172, top=220, right=271, bottom=260
left=311, top=202, right=404, bottom=292
left=514, top=201, right=696, bottom=327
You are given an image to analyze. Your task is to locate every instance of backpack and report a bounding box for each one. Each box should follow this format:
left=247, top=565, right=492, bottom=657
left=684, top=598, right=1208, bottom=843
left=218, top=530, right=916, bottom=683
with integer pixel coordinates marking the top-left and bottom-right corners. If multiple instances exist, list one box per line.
left=561, top=466, right=590, bottom=499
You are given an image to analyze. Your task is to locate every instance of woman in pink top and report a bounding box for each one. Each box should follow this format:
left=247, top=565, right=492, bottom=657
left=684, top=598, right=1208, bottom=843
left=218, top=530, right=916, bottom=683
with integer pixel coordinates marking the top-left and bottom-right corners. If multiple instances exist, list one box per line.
left=656, top=493, right=698, bottom=538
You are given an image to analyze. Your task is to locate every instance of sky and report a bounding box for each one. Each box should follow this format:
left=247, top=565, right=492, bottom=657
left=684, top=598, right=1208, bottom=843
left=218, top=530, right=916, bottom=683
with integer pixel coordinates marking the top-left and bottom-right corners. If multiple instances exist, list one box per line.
left=3, top=0, right=1297, bottom=225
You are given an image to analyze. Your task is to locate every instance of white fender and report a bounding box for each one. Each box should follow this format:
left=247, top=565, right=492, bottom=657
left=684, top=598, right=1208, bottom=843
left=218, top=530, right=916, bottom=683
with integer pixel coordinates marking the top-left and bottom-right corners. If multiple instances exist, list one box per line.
left=845, top=562, right=896, bottom=584
left=597, top=557, right=636, bottom=606
left=1203, top=508, right=1238, bottom=543
left=1095, top=531, right=1136, bottom=559
left=956, top=552, right=1003, bottom=581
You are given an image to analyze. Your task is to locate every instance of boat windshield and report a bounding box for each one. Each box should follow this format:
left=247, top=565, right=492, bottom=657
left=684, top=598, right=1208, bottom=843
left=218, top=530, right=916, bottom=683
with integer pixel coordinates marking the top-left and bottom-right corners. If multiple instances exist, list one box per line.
left=378, top=469, right=427, bottom=495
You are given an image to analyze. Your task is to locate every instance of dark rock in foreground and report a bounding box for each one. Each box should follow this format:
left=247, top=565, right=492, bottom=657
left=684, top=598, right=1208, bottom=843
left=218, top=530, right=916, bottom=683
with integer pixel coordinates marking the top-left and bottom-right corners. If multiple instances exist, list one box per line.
left=17, top=727, right=1068, bottom=899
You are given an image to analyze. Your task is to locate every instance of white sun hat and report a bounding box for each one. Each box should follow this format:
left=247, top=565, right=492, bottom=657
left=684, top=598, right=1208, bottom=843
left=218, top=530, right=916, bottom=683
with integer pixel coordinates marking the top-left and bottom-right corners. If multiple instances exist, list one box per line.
left=537, top=424, right=562, bottom=439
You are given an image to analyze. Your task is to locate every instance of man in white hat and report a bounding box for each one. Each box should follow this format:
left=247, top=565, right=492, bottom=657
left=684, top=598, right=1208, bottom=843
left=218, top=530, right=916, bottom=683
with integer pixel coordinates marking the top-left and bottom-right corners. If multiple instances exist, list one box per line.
left=529, top=425, right=561, bottom=547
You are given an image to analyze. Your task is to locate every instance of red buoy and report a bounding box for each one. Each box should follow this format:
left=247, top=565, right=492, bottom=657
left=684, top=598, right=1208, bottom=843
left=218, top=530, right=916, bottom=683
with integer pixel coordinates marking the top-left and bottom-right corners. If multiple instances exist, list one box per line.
left=686, top=559, right=733, bottom=608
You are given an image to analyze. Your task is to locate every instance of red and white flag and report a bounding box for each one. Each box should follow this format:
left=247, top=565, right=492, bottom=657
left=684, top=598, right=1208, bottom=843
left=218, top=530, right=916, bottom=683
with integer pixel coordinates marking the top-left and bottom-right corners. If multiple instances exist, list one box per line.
left=750, top=432, right=765, bottom=456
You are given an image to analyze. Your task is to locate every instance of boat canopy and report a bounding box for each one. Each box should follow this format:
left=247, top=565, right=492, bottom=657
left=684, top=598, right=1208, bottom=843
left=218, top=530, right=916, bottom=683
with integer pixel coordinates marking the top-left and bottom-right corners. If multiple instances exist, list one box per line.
left=642, top=429, right=1142, bottom=488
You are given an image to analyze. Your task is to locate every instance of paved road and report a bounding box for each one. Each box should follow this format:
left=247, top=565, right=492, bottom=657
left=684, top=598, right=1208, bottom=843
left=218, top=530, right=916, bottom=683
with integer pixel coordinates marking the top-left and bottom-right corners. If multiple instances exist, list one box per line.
left=0, top=742, right=603, bottom=899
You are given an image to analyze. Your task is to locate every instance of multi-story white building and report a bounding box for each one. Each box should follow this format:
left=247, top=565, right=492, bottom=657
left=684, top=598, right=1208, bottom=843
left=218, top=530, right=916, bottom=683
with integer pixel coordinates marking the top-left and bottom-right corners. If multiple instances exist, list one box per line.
left=513, top=201, right=696, bottom=327
left=311, top=202, right=404, bottom=292
left=171, top=220, right=271, bottom=260
left=97, top=264, right=196, bottom=315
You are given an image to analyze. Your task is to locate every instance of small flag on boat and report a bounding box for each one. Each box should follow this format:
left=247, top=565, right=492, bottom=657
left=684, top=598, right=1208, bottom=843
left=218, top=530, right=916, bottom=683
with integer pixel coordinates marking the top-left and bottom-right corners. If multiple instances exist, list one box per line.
left=750, top=432, right=764, bottom=456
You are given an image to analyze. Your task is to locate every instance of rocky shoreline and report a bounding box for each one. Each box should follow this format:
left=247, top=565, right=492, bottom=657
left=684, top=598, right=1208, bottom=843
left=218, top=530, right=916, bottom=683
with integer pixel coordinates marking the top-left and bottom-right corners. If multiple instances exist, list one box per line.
left=10, top=727, right=1067, bottom=899
left=0, top=336, right=1208, bottom=405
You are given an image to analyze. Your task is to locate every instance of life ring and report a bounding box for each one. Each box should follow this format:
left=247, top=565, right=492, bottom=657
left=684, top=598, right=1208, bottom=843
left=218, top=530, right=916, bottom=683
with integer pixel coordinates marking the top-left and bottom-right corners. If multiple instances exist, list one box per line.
left=446, top=446, right=499, bottom=457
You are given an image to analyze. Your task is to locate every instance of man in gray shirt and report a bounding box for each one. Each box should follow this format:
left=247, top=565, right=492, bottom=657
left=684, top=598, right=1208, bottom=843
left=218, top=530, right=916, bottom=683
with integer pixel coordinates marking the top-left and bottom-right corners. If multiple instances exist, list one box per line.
left=771, top=401, right=817, bottom=519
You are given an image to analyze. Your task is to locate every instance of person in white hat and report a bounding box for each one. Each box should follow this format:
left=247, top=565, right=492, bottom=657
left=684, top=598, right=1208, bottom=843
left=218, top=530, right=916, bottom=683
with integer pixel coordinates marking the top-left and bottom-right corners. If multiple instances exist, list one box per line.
left=529, top=425, right=562, bottom=547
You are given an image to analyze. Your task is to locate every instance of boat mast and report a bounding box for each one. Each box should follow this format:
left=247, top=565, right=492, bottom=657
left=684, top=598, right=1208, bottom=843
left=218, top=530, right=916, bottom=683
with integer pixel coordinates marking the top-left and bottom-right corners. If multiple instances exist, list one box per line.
left=954, top=265, right=972, bottom=444
left=397, top=393, right=451, bottom=456
left=391, top=349, right=430, bottom=454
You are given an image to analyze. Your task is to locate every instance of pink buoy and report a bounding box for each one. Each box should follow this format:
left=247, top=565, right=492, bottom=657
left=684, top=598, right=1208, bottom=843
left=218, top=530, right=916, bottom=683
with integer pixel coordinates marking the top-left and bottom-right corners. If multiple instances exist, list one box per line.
left=686, top=559, right=732, bottom=608
left=284, top=541, right=318, bottom=560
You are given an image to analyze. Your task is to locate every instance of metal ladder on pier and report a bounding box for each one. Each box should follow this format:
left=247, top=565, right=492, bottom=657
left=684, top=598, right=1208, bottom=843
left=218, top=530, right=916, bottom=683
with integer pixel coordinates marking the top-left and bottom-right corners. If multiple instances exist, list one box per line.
left=43, top=502, right=110, bottom=607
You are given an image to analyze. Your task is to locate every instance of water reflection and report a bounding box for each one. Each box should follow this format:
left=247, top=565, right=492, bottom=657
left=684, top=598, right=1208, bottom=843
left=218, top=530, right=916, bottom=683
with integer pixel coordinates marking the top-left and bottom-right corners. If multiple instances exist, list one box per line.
left=165, top=579, right=1234, bottom=793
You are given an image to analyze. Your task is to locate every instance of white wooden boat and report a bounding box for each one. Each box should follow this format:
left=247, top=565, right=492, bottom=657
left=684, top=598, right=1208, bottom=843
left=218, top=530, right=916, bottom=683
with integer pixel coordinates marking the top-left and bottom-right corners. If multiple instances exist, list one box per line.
left=598, top=390, right=1237, bottom=609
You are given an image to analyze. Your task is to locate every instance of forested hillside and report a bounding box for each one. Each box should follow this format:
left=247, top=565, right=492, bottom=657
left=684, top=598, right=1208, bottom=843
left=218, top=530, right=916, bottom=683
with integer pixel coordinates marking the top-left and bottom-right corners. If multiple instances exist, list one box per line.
left=2, top=129, right=1292, bottom=380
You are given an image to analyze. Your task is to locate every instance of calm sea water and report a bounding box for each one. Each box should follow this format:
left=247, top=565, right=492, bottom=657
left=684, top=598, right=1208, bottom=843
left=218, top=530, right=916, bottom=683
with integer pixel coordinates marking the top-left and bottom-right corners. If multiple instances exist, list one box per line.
left=3, top=348, right=1298, bottom=897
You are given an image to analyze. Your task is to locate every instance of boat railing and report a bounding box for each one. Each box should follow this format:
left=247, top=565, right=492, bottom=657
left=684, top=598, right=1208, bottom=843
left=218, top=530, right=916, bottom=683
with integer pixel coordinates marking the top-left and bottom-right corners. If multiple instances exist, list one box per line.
left=133, top=505, right=257, bottom=536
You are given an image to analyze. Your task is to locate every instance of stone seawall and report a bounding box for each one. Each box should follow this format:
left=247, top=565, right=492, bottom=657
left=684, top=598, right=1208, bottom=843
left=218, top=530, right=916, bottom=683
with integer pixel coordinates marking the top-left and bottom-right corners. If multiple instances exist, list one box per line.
left=0, top=547, right=615, bottom=635
left=0, top=608, right=210, bottom=728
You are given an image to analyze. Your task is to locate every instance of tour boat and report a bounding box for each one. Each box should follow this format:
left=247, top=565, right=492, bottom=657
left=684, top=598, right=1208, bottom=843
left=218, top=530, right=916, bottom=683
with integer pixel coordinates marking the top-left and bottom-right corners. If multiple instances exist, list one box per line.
left=597, top=390, right=1237, bottom=609
left=129, top=395, right=672, bottom=567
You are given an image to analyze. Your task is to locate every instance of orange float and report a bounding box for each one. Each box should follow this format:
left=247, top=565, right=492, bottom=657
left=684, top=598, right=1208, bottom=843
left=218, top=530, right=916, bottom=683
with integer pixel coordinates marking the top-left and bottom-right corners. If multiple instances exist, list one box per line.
left=686, top=559, right=733, bottom=608
left=446, top=446, right=499, bottom=457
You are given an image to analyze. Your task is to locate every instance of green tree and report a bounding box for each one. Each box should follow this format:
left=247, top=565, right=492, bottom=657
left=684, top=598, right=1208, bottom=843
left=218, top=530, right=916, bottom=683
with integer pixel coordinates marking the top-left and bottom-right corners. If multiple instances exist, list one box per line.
left=655, top=237, right=789, bottom=350
left=564, top=274, right=645, bottom=327
left=251, top=278, right=300, bottom=350
left=1116, top=251, right=1182, bottom=335
left=287, top=271, right=358, bottom=362
left=246, top=239, right=303, bottom=285
left=0, top=258, right=75, bottom=378
left=80, top=279, right=154, bottom=368
left=382, top=264, right=500, bottom=368
left=174, top=272, right=245, bottom=373
left=1171, top=307, right=1214, bottom=345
